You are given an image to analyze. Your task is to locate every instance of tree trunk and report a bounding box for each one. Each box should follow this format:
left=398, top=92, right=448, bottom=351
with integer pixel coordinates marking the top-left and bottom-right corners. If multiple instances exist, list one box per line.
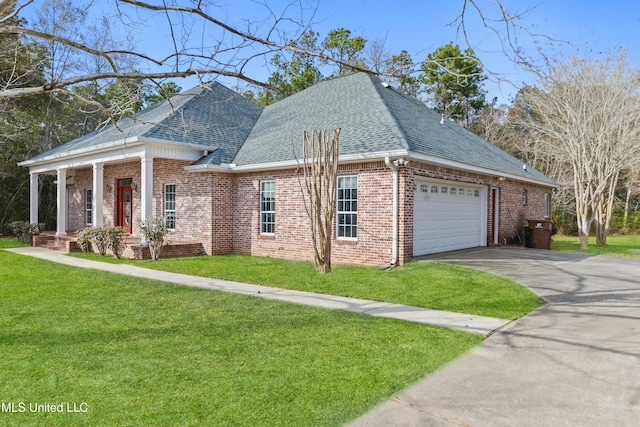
left=294, top=129, right=340, bottom=274
left=577, top=216, right=591, bottom=250
left=623, top=187, right=631, bottom=232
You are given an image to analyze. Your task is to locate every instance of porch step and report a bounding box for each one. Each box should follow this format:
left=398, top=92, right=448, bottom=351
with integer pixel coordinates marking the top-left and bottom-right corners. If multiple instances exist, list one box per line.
left=33, top=234, right=79, bottom=253
left=32, top=232, right=204, bottom=259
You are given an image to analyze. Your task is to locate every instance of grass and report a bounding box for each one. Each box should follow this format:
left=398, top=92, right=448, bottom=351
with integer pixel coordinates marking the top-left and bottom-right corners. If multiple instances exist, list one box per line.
left=551, top=234, right=640, bottom=257
left=0, top=250, right=483, bottom=426
left=0, top=237, right=30, bottom=249
left=70, top=252, right=543, bottom=320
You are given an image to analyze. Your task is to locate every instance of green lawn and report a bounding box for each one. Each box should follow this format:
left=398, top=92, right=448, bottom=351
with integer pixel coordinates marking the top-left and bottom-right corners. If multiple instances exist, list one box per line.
left=0, top=249, right=483, bottom=426
left=70, top=252, right=542, bottom=320
left=551, top=234, right=640, bottom=257
left=0, top=237, right=30, bottom=248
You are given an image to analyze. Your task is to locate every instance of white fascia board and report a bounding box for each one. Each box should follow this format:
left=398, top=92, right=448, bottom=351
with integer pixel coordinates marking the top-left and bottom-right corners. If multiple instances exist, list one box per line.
left=137, top=136, right=212, bottom=152
left=26, top=144, right=147, bottom=174
left=406, top=150, right=556, bottom=188
left=19, top=136, right=143, bottom=168
left=21, top=136, right=209, bottom=174
left=185, top=149, right=410, bottom=173
left=184, top=163, right=233, bottom=173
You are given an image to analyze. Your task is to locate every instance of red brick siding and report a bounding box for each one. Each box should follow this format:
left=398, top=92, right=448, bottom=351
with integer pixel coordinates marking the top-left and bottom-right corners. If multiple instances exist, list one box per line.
left=63, top=157, right=552, bottom=266
left=152, top=159, right=216, bottom=254
left=232, top=162, right=394, bottom=266
left=492, top=179, right=552, bottom=245
left=67, top=168, right=93, bottom=232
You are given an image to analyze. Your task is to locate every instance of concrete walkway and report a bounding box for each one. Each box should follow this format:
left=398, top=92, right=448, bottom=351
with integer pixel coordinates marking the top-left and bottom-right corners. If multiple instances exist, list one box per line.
left=350, top=247, right=640, bottom=427
left=2, top=246, right=509, bottom=335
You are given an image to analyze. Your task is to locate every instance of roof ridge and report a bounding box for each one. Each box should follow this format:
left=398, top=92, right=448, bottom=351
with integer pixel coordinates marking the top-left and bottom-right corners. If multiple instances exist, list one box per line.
left=365, top=73, right=412, bottom=150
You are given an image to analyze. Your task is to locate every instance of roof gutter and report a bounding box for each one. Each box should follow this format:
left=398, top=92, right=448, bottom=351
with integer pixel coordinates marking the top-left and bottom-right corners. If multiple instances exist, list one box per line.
left=185, top=150, right=410, bottom=173
left=18, top=136, right=211, bottom=168
left=406, top=150, right=558, bottom=188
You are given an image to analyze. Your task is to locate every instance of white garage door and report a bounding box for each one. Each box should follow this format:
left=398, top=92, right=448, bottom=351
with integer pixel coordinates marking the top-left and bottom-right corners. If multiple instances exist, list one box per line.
left=413, top=180, right=487, bottom=256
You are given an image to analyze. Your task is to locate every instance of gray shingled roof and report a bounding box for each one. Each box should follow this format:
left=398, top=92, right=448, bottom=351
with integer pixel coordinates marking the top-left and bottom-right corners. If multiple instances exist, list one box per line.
left=27, top=81, right=263, bottom=165
left=234, top=73, right=554, bottom=184
left=26, top=73, right=553, bottom=185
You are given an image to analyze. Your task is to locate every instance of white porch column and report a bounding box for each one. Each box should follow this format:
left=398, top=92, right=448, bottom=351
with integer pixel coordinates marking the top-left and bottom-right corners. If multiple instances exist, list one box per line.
left=140, top=156, right=154, bottom=233
left=92, top=163, right=104, bottom=227
left=29, top=172, right=39, bottom=225
left=56, top=167, right=67, bottom=236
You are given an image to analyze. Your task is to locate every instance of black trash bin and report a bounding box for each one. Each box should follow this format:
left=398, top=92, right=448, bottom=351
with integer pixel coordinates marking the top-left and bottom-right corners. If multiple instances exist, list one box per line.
left=523, top=223, right=533, bottom=248
left=528, top=219, right=553, bottom=249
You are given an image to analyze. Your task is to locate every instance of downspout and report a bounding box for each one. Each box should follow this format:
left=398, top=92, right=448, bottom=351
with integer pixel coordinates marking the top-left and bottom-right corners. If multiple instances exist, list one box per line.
left=385, top=156, right=399, bottom=266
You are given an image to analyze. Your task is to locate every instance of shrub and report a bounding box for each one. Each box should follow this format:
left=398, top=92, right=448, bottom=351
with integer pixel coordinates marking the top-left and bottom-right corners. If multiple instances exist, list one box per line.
left=76, top=227, right=93, bottom=253
left=91, top=227, right=110, bottom=256
left=76, top=226, right=126, bottom=258
left=140, top=218, right=168, bottom=261
left=105, top=226, right=126, bottom=259
left=9, top=221, right=43, bottom=244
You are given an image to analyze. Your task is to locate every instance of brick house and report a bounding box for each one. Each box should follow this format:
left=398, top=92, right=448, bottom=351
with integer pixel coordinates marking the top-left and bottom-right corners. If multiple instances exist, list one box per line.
left=20, top=73, right=555, bottom=265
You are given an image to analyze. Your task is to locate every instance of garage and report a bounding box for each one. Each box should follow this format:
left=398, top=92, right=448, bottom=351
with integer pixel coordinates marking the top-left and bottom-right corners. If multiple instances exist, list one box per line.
left=413, top=179, right=487, bottom=256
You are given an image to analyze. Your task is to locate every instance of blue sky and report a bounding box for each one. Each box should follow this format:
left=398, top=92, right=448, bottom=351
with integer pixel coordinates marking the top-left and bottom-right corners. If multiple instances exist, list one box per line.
left=169, top=0, right=640, bottom=104
left=294, top=0, right=640, bottom=103
left=20, top=0, right=640, bottom=105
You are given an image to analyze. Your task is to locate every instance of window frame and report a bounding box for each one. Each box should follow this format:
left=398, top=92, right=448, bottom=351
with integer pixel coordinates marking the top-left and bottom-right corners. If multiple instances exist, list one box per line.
left=544, top=193, right=552, bottom=218
left=164, top=183, right=176, bottom=230
left=85, top=189, right=93, bottom=226
left=336, top=175, right=358, bottom=239
left=260, top=180, right=276, bottom=235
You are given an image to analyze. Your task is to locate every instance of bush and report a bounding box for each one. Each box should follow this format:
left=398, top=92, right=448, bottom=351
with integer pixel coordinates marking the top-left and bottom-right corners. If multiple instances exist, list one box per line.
left=9, top=221, right=43, bottom=244
left=552, top=209, right=579, bottom=236
left=76, top=227, right=93, bottom=253
left=76, top=226, right=126, bottom=258
left=105, top=227, right=126, bottom=259
left=140, top=218, right=168, bottom=261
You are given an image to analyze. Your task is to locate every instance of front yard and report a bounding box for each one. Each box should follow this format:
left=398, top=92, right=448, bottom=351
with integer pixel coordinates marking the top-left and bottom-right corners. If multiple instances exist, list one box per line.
left=70, top=252, right=543, bottom=320
left=0, top=247, right=483, bottom=426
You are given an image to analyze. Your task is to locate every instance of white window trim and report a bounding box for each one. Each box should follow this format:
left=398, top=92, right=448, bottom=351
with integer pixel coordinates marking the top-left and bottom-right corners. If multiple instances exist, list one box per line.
left=164, top=183, right=176, bottom=231
left=336, top=175, right=358, bottom=240
left=85, top=189, right=93, bottom=226
left=544, top=193, right=552, bottom=218
left=260, top=180, right=275, bottom=235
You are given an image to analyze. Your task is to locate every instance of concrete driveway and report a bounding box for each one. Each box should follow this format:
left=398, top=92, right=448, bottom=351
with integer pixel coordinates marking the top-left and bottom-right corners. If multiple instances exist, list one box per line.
left=349, top=247, right=640, bottom=426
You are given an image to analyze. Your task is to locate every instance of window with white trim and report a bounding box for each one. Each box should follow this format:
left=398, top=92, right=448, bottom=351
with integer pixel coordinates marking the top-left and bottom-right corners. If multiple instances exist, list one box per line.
left=337, top=175, right=357, bottom=238
left=260, top=180, right=275, bottom=234
left=544, top=193, right=552, bottom=218
left=85, top=189, right=93, bottom=225
left=164, top=184, right=176, bottom=230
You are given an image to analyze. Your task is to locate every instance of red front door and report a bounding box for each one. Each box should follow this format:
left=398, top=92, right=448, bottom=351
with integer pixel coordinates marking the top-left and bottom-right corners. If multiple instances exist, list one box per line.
left=116, top=178, right=133, bottom=233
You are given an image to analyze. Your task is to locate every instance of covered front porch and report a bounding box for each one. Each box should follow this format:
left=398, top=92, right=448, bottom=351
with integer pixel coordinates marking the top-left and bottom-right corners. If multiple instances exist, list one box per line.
left=21, top=133, right=211, bottom=233
left=26, top=146, right=158, bottom=238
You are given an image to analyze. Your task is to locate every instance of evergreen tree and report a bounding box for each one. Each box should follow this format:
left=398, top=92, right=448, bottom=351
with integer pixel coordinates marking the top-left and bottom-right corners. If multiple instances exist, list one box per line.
left=420, top=43, right=487, bottom=128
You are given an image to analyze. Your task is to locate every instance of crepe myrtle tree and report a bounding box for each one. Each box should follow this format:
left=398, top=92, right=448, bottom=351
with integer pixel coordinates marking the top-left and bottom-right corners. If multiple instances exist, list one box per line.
left=292, top=129, right=340, bottom=274
left=139, top=217, right=169, bottom=261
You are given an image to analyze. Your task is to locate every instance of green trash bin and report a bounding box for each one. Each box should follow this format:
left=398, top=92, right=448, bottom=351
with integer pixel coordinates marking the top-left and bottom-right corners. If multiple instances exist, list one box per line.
left=523, top=223, right=533, bottom=248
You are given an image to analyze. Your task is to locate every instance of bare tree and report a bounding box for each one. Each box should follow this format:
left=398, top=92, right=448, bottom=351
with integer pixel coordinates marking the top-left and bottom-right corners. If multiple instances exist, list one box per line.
left=0, top=0, right=546, bottom=107
left=292, top=129, right=340, bottom=274
left=523, top=52, right=640, bottom=249
left=622, top=163, right=640, bottom=232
